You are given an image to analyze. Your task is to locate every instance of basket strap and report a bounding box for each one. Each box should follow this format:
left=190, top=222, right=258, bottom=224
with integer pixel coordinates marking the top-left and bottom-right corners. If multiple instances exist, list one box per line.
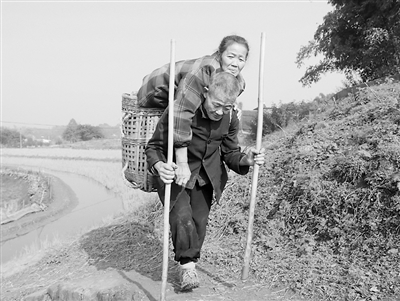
left=121, top=161, right=139, bottom=189
left=120, top=112, right=132, bottom=138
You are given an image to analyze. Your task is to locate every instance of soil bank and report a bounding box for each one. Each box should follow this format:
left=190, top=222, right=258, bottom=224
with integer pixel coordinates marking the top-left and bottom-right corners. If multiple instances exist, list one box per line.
left=1, top=170, right=79, bottom=247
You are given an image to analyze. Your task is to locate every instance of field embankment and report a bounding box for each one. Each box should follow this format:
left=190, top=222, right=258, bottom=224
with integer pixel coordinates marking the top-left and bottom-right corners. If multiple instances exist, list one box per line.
left=1, top=167, right=51, bottom=225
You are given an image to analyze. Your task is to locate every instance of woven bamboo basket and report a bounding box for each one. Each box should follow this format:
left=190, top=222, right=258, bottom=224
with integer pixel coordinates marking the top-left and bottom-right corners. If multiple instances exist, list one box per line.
left=121, top=92, right=164, bottom=192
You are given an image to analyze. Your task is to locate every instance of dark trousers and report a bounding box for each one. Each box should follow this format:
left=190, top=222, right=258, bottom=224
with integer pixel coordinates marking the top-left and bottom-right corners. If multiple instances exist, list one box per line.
left=157, top=181, right=213, bottom=264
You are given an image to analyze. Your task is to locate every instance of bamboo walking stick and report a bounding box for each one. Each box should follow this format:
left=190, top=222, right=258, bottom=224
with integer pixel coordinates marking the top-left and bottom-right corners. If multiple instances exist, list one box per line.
left=160, top=39, right=175, bottom=301
left=241, top=32, right=266, bottom=280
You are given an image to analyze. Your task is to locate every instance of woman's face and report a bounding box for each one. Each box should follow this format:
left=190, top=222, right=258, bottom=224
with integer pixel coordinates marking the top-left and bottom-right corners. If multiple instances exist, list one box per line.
left=220, top=42, right=248, bottom=77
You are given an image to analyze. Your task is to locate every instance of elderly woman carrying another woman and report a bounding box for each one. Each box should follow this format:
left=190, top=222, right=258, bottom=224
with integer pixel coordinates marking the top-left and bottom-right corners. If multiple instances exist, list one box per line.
left=137, top=35, right=251, bottom=290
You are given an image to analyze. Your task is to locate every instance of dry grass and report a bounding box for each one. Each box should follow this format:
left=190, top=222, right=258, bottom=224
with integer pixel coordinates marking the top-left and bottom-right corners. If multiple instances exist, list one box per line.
left=2, top=147, right=121, bottom=161
left=1, top=233, right=96, bottom=299
left=56, top=138, right=121, bottom=149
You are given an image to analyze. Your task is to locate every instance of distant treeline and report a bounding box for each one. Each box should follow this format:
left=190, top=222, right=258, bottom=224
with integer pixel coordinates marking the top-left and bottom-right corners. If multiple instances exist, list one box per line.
left=1, top=119, right=121, bottom=147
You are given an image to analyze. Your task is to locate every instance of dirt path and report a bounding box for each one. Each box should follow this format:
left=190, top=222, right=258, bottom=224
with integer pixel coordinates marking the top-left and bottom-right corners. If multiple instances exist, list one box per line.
left=2, top=241, right=300, bottom=301
left=2, top=216, right=302, bottom=301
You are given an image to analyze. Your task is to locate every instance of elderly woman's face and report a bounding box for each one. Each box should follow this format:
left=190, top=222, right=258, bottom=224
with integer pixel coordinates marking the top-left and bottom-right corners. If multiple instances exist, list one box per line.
left=220, top=42, right=248, bottom=77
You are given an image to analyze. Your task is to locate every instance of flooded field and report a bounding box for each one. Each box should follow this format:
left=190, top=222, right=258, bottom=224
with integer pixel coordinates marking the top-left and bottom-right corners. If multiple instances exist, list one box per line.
left=1, top=168, right=124, bottom=263
left=1, top=149, right=153, bottom=265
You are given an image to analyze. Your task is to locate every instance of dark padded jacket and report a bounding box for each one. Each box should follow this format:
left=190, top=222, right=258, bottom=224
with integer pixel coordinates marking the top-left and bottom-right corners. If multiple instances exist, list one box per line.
left=145, top=100, right=249, bottom=203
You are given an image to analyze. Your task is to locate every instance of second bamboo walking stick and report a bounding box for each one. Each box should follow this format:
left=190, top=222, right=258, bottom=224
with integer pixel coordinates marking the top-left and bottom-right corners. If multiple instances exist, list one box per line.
left=160, top=39, right=175, bottom=301
left=241, top=32, right=266, bottom=281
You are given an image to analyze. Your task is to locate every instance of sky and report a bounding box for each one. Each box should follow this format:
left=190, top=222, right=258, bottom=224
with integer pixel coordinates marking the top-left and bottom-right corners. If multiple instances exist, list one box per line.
left=1, top=0, right=347, bottom=128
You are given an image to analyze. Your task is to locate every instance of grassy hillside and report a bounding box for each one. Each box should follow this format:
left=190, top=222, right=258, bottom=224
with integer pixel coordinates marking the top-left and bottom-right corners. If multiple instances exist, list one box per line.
left=202, top=82, right=400, bottom=300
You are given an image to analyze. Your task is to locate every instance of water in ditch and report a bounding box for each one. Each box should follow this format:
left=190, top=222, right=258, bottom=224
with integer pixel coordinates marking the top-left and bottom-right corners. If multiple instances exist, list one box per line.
left=1, top=168, right=123, bottom=264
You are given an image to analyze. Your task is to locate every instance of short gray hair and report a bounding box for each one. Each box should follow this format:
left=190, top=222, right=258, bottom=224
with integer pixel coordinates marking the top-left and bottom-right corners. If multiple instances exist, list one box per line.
left=208, top=72, right=241, bottom=102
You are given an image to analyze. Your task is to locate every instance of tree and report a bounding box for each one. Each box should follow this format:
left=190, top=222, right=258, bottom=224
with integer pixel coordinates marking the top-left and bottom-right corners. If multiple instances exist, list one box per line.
left=67, top=118, right=78, bottom=128
left=77, top=124, right=103, bottom=141
left=62, top=119, right=104, bottom=142
left=62, top=119, right=80, bottom=142
left=1, top=127, right=24, bottom=147
left=296, top=0, right=400, bottom=86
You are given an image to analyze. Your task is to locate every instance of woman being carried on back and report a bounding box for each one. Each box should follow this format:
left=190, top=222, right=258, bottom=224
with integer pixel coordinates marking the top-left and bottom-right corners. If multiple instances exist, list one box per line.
left=137, top=35, right=248, bottom=106
left=138, top=34, right=249, bottom=187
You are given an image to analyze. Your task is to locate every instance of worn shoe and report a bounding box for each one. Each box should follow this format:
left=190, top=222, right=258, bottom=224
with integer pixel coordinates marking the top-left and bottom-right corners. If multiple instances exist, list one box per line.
left=179, top=262, right=199, bottom=291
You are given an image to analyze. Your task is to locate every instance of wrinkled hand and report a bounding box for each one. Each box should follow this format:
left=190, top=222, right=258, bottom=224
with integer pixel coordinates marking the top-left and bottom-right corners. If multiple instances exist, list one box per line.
left=241, top=147, right=266, bottom=166
left=154, top=161, right=177, bottom=184
left=174, top=162, right=191, bottom=187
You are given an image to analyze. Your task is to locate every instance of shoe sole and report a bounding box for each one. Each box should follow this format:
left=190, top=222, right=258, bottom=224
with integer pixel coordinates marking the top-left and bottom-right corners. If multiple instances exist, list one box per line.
left=181, top=282, right=199, bottom=291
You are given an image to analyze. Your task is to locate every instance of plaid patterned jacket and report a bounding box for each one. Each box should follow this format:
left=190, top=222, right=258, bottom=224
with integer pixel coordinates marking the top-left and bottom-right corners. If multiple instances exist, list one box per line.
left=137, top=52, right=245, bottom=147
